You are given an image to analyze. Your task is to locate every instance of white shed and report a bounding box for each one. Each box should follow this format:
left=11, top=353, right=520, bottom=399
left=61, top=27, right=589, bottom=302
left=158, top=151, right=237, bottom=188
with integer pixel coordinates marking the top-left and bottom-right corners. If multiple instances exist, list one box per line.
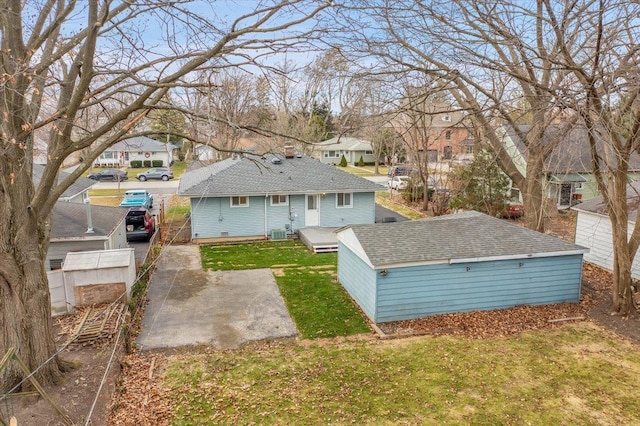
left=573, top=182, right=640, bottom=279
left=56, top=248, right=136, bottom=310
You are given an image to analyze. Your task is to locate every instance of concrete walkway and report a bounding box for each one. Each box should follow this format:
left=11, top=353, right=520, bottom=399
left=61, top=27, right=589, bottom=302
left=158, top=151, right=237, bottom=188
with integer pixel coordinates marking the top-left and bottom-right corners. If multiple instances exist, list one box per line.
left=137, top=245, right=298, bottom=350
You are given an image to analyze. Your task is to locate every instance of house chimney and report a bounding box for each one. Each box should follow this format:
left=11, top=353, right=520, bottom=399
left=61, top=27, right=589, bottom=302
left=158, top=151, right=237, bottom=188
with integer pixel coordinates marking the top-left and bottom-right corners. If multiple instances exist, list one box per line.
left=84, top=198, right=94, bottom=233
left=284, top=145, right=295, bottom=158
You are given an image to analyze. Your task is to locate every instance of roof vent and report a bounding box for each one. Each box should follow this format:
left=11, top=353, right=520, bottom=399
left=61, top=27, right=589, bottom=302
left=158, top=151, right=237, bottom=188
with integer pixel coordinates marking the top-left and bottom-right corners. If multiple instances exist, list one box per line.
left=271, top=157, right=282, bottom=165
left=284, top=145, right=295, bottom=158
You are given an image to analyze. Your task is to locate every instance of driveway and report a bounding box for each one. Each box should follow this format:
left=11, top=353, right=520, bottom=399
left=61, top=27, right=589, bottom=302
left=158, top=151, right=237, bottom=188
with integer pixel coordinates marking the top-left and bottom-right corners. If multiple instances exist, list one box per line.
left=137, top=245, right=298, bottom=350
left=375, top=204, right=409, bottom=223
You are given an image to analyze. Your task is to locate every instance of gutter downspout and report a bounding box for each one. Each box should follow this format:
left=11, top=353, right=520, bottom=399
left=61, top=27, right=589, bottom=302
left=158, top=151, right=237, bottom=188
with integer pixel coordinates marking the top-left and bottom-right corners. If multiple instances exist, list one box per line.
left=264, top=194, right=268, bottom=237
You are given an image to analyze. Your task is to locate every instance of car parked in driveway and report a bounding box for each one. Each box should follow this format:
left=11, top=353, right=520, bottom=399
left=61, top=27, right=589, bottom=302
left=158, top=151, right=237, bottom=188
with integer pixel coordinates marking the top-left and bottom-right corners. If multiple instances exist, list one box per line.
left=388, top=175, right=410, bottom=190
left=500, top=201, right=525, bottom=219
left=87, top=169, right=128, bottom=181
left=125, top=208, right=155, bottom=241
left=120, top=189, right=153, bottom=209
left=136, top=167, right=174, bottom=181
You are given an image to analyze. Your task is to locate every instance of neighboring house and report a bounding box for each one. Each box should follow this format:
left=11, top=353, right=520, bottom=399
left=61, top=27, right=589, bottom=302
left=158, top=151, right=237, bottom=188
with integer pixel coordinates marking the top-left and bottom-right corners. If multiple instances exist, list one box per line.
left=501, top=124, right=640, bottom=209
left=393, top=98, right=475, bottom=165
left=32, top=165, right=128, bottom=271
left=573, top=182, right=640, bottom=279
left=315, top=137, right=379, bottom=165
left=193, top=137, right=267, bottom=163
left=94, top=136, right=178, bottom=168
left=178, top=152, right=386, bottom=242
left=33, top=164, right=96, bottom=203
left=47, top=202, right=129, bottom=271
left=337, top=211, right=587, bottom=323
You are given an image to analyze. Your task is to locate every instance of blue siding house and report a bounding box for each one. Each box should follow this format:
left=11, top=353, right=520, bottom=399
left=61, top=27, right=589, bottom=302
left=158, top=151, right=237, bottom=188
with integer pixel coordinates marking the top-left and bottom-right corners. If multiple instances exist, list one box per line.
left=178, top=152, right=385, bottom=242
left=337, top=211, right=588, bottom=323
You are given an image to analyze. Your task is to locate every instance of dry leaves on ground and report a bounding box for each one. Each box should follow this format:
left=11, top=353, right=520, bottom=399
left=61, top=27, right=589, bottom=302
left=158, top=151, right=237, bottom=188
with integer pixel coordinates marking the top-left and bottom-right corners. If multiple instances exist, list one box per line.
left=108, top=353, right=173, bottom=425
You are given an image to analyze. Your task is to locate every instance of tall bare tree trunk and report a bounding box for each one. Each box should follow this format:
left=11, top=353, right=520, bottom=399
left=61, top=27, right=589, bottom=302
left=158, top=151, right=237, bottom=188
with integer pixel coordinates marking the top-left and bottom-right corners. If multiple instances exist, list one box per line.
left=0, top=166, right=64, bottom=392
left=522, top=147, right=546, bottom=233
left=609, top=170, right=635, bottom=315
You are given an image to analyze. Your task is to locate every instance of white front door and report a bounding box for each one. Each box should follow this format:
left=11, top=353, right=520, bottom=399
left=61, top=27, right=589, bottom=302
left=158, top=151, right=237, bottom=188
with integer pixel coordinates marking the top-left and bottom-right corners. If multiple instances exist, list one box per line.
left=306, top=194, right=319, bottom=227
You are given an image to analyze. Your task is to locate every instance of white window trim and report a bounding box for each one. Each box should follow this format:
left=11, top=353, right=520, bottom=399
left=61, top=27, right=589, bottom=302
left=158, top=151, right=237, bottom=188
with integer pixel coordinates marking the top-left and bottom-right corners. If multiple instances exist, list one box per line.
left=230, top=196, right=249, bottom=208
left=336, top=192, right=353, bottom=208
left=270, top=194, right=289, bottom=206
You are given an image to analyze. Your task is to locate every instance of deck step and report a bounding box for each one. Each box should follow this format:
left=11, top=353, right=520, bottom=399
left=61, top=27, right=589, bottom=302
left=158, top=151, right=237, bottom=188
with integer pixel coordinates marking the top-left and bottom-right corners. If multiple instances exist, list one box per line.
left=313, top=244, right=338, bottom=253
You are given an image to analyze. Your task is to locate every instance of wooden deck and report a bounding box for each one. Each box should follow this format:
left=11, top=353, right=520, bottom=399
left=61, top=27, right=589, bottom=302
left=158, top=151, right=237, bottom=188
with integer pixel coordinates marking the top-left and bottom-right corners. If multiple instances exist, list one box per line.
left=298, top=227, right=339, bottom=253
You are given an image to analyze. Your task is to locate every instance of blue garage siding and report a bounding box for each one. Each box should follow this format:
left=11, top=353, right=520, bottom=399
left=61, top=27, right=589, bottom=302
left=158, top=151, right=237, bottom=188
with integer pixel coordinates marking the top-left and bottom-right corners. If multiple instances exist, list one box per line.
left=320, top=192, right=376, bottom=227
left=190, top=196, right=265, bottom=238
left=374, top=255, right=583, bottom=323
left=337, top=241, right=377, bottom=320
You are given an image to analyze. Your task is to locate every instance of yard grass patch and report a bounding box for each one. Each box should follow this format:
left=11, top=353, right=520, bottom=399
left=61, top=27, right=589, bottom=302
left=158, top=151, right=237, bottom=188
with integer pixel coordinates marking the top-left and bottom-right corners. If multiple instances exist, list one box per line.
left=162, top=322, right=640, bottom=424
left=200, top=241, right=369, bottom=338
left=376, top=192, right=426, bottom=220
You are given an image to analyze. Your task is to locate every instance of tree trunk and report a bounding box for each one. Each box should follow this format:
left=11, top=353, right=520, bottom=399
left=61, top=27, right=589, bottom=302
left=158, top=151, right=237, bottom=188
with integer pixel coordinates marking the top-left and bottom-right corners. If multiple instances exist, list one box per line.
left=609, top=171, right=635, bottom=316
left=611, top=230, right=635, bottom=315
left=0, top=170, right=65, bottom=392
left=522, top=145, right=546, bottom=233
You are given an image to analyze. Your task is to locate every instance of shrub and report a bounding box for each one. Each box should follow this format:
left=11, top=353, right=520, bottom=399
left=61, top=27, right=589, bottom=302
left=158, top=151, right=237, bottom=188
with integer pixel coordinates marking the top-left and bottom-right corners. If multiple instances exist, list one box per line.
left=339, top=155, right=348, bottom=167
left=152, top=159, right=163, bottom=167
left=143, top=160, right=152, bottom=168
left=130, top=160, right=142, bottom=168
left=358, top=156, right=365, bottom=166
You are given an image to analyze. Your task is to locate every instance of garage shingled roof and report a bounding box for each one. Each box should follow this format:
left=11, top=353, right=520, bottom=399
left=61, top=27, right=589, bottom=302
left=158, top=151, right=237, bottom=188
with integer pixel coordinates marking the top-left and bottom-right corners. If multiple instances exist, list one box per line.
left=343, top=211, right=587, bottom=268
left=178, top=153, right=386, bottom=196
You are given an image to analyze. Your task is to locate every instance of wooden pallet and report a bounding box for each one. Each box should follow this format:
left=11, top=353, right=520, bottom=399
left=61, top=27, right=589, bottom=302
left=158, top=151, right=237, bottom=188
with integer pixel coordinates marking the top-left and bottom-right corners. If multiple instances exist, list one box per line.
left=71, top=303, right=126, bottom=345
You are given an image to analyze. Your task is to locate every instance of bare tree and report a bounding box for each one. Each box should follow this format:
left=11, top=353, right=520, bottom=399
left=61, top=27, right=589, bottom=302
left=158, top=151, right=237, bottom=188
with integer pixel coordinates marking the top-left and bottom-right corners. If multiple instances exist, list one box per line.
left=0, top=0, right=329, bottom=390
left=334, top=0, right=581, bottom=231
left=550, top=1, right=640, bottom=316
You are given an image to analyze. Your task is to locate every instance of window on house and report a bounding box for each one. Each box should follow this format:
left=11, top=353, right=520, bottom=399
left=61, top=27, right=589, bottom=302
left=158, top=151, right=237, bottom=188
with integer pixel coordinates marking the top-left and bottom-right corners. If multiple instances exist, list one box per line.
left=50, top=259, right=63, bottom=270
left=445, top=130, right=451, bottom=140
left=465, top=145, right=474, bottom=154
left=328, top=150, right=337, bottom=158
left=336, top=193, right=352, bottom=208
left=365, top=150, right=373, bottom=155
left=271, top=194, right=288, bottom=206
left=102, top=151, right=114, bottom=159
left=231, top=196, right=248, bottom=207
left=443, top=146, right=453, bottom=160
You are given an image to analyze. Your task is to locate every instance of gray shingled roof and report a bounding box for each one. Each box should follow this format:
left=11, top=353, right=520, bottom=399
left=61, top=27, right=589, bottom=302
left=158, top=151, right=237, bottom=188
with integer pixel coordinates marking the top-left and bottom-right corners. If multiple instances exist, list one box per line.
left=316, top=137, right=373, bottom=151
left=504, top=124, right=640, bottom=174
left=33, top=164, right=96, bottom=199
left=178, top=154, right=386, bottom=196
left=51, top=202, right=128, bottom=239
left=572, top=181, right=640, bottom=222
left=343, top=211, right=586, bottom=268
left=107, top=136, right=178, bottom=152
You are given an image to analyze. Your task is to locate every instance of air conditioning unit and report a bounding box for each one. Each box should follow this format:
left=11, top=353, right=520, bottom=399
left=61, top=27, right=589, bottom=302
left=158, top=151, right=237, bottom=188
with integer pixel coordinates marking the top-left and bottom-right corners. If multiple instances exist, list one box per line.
left=271, top=229, right=287, bottom=240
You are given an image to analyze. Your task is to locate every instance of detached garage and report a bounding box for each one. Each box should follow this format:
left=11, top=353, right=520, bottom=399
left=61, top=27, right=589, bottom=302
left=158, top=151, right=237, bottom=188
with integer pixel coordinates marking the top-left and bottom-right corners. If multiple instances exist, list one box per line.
left=573, top=182, right=640, bottom=279
left=337, top=211, right=588, bottom=323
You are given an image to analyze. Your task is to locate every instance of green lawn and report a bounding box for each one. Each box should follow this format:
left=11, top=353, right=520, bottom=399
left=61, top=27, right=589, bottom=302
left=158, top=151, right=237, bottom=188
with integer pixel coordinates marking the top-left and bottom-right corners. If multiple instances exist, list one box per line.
left=161, top=322, right=640, bottom=424
left=200, top=241, right=370, bottom=338
left=86, top=160, right=187, bottom=179
left=376, top=191, right=427, bottom=220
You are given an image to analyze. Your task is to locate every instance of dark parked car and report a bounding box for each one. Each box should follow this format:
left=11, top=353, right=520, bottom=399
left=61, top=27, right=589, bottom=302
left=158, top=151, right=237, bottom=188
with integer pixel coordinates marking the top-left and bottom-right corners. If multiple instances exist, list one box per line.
left=136, top=167, right=174, bottom=181
left=125, top=208, right=156, bottom=241
left=87, top=169, right=128, bottom=181
left=387, top=165, right=417, bottom=178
